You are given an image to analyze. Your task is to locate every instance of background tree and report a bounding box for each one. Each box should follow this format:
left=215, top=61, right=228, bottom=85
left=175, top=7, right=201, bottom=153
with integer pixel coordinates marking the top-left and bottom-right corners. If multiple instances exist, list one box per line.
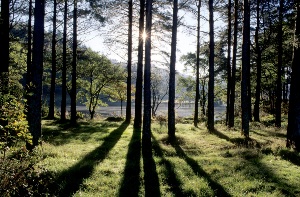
left=207, top=0, right=214, bottom=132
left=27, top=0, right=45, bottom=148
left=168, top=0, right=178, bottom=140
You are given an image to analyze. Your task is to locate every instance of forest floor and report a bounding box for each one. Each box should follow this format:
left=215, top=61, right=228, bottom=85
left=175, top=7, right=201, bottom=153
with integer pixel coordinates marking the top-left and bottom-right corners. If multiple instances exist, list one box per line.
left=38, top=115, right=300, bottom=196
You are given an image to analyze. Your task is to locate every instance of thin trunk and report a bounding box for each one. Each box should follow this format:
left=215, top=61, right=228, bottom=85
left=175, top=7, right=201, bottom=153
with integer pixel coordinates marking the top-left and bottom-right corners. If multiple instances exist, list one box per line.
left=142, top=0, right=153, bottom=152
left=71, top=0, right=77, bottom=125
left=253, top=0, right=261, bottom=122
left=168, top=0, right=178, bottom=139
left=229, top=0, right=238, bottom=128
left=194, top=0, right=201, bottom=127
left=241, top=0, right=250, bottom=138
left=275, top=0, right=283, bottom=127
left=0, top=0, right=9, bottom=94
left=27, top=0, right=33, bottom=94
left=207, top=0, right=214, bottom=132
left=287, top=2, right=300, bottom=150
left=61, top=0, right=67, bottom=121
left=48, top=0, right=57, bottom=119
left=27, top=0, right=45, bottom=148
left=226, top=0, right=232, bottom=126
left=121, top=100, right=123, bottom=116
left=126, top=0, right=133, bottom=123
left=134, top=0, right=145, bottom=129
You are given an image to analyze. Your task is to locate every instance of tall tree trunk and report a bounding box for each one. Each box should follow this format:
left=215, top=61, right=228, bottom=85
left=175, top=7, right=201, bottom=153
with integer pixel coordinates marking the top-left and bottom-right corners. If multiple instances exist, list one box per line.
left=126, top=0, right=133, bottom=123
left=71, top=0, right=77, bottom=125
left=27, top=0, right=32, bottom=93
left=27, top=0, right=45, bottom=149
left=48, top=0, right=57, bottom=119
left=226, top=0, right=232, bottom=126
left=168, top=0, right=178, bottom=139
left=134, top=0, right=145, bottom=129
left=142, top=0, right=153, bottom=153
left=275, top=0, right=283, bottom=127
left=0, top=0, right=9, bottom=94
left=229, top=0, right=238, bottom=128
left=287, top=1, right=300, bottom=150
left=61, top=0, right=68, bottom=121
left=207, top=0, right=215, bottom=132
left=241, top=0, right=250, bottom=138
left=253, top=0, right=261, bottom=122
left=194, top=0, right=201, bottom=127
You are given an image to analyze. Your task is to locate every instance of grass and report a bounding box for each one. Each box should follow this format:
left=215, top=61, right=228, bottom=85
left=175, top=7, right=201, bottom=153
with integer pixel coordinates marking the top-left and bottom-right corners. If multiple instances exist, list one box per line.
left=37, top=117, right=300, bottom=196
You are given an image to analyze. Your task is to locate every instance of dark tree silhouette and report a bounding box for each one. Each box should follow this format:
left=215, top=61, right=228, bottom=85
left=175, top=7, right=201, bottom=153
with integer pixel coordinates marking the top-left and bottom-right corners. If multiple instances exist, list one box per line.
left=226, top=0, right=232, bottom=126
left=241, top=0, right=250, bottom=137
left=126, top=0, right=133, bottom=123
left=207, top=0, right=215, bottom=132
left=48, top=0, right=57, bottom=119
left=26, top=0, right=33, bottom=95
left=27, top=0, right=45, bottom=148
left=134, top=0, right=145, bottom=129
left=71, top=0, right=77, bottom=125
left=194, top=0, right=201, bottom=127
left=287, top=1, right=300, bottom=151
left=168, top=0, right=178, bottom=139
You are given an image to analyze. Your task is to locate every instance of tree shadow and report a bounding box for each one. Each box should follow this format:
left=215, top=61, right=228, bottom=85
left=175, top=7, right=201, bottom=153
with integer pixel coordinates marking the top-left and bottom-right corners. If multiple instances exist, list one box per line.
left=142, top=135, right=161, bottom=197
left=151, top=135, right=197, bottom=197
left=278, top=149, right=300, bottom=166
left=118, top=128, right=141, bottom=197
left=52, top=122, right=129, bottom=196
left=42, top=121, right=120, bottom=146
left=169, top=137, right=231, bottom=197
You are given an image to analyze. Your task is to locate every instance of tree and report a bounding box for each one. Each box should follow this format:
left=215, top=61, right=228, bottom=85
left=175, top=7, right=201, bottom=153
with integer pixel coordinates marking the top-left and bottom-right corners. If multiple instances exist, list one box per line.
left=61, top=0, right=68, bottom=121
left=143, top=0, right=153, bottom=153
left=27, top=0, right=45, bottom=148
left=228, top=0, right=238, bottom=127
left=48, top=0, right=57, bottom=119
left=126, top=0, right=133, bottom=123
left=134, top=0, right=145, bottom=129
left=207, top=0, right=214, bottom=132
left=287, top=1, right=300, bottom=150
left=77, top=50, right=125, bottom=119
left=194, top=0, right=201, bottom=127
left=71, top=0, right=78, bottom=125
left=0, top=0, right=9, bottom=94
left=241, top=0, right=250, bottom=137
left=275, top=0, right=284, bottom=127
left=168, top=0, right=178, bottom=139
left=226, top=0, right=232, bottom=126
left=151, top=68, right=169, bottom=117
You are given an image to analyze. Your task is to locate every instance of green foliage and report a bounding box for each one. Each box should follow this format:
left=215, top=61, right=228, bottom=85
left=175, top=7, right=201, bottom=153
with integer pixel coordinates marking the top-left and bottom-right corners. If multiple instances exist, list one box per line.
left=0, top=94, right=32, bottom=154
left=77, top=49, right=126, bottom=119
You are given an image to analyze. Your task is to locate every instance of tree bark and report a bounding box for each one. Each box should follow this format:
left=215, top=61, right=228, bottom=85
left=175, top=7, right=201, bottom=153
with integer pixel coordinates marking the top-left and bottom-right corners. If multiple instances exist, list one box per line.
left=194, top=0, right=201, bottom=127
left=126, top=0, right=133, bottom=123
left=134, top=0, right=145, bottom=129
left=241, top=0, right=250, bottom=137
left=253, top=0, right=261, bottom=122
left=61, top=0, right=68, bottom=121
left=226, top=0, right=232, bottom=126
left=229, top=0, right=238, bottom=128
left=287, top=1, right=300, bottom=150
left=48, top=0, right=57, bottom=119
left=207, top=0, right=215, bottom=132
left=168, top=0, right=178, bottom=139
left=142, top=0, right=153, bottom=153
left=275, top=0, right=283, bottom=128
left=27, top=0, right=45, bottom=148
left=71, top=0, right=77, bottom=125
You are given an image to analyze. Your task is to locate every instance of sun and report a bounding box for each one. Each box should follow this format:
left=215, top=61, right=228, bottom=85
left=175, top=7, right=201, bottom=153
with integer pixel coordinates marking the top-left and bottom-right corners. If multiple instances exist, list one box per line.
left=142, top=31, right=147, bottom=41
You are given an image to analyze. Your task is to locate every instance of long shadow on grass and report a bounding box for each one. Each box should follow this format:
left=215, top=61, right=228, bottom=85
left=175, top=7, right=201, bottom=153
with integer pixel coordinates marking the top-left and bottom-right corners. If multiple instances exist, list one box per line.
left=240, top=151, right=300, bottom=196
left=143, top=135, right=161, bottom=197
left=118, top=128, right=141, bottom=197
left=54, top=122, right=129, bottom=196
left=151, top=135, right=196, bottom=197
left=278, top=149, right=300, bottom=166
left=169, top=137, right=231, bottom=197
left=42, top=121, right=119, bottom=146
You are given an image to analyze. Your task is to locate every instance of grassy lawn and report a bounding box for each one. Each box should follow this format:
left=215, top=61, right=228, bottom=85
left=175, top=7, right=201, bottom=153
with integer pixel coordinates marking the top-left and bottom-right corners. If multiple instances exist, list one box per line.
left=38, top=117, right=300, bottom=196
